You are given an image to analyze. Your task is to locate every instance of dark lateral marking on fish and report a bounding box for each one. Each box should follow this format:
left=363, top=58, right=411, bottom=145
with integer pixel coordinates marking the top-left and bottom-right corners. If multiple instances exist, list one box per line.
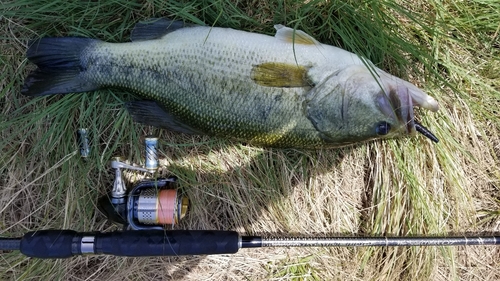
left=258, top=93, right=284, bottom=120
left=251, top=62, right=311, bottom=88
left=415, top=121, right=439, bottom=143
left=340, top=90, right=346, bottom=121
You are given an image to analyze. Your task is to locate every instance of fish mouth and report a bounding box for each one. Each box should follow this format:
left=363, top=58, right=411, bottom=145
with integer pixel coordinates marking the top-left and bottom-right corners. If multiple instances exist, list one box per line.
left=400, top=84, right=439, bottom=143
left=392, top=85, right=439, bottom=143
left=375, top=70, right=439, bottom=143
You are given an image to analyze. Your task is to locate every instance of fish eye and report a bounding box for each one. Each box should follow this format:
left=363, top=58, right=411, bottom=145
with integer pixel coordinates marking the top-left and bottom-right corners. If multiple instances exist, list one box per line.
left=375, top=122, right=391, bottom=135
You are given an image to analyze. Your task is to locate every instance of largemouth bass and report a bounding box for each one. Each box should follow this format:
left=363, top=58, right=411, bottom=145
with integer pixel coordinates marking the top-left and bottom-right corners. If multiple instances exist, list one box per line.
left=22, top=19, right=439, bottom=148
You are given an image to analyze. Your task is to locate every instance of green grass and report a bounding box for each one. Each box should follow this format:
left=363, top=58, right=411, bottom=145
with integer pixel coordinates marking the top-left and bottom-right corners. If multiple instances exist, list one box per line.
left=1, top=0, right=499, bottom=280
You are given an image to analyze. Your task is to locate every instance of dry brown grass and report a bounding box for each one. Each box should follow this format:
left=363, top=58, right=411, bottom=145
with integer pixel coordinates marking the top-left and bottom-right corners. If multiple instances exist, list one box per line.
left=1, top=0, right=499, bottom=280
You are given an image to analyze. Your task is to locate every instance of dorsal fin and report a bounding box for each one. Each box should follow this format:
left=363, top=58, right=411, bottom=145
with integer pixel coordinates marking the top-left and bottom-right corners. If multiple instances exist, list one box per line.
left=274, top=25, right=319, bottom=45
left=131, top=18, right=194, bottom=41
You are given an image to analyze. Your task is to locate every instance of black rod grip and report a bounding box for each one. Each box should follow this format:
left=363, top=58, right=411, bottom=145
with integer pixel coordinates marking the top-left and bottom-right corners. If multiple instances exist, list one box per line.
left=21, top=230, right=77, bottom=258
left=19, top=230, right=240, bottom=258
left=95, top=230, right=240, bottom=256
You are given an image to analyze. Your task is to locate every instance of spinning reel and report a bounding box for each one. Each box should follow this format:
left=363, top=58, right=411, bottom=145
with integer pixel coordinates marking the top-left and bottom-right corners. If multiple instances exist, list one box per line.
left=96, top=137, right=189, bottom=230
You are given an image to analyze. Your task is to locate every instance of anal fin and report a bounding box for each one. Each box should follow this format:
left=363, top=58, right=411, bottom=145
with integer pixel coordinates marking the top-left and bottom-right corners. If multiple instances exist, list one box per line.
left=125, top=100, right=201, bottom=135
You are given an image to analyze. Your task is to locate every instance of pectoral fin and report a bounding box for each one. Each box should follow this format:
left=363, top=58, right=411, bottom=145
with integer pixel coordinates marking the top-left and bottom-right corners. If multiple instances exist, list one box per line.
left=125, top=100, right=202, bottom=135
left=274, top=25, right=319, bottom=45
left=251, top=62, right=312, bottom=87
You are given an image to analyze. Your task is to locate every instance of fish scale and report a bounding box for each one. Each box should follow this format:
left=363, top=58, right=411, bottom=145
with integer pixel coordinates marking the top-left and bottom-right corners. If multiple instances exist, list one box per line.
left=83, top=37, right=321, bottom=147
left=22, top=19, right=439, bottom=148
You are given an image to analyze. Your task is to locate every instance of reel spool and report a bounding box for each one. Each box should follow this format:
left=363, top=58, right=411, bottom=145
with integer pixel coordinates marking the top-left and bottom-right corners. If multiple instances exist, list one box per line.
left=128, top=178, right=189, bottom=230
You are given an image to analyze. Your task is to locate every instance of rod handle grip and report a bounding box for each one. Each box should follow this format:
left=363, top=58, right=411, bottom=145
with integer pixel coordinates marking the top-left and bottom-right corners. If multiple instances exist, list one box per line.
left=95, top=230, right=239, bottom=256
left=20, top=230, right=240, bottom=258
left=21, top=230, right=76, bottom=258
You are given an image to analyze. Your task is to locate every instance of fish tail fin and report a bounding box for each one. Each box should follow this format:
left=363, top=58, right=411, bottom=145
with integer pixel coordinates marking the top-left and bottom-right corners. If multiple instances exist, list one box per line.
left=22, top=37, right=100, bottom=96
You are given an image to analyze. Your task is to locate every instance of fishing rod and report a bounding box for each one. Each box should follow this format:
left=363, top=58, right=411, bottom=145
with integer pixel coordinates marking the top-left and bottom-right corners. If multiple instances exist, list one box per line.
left=1, top=230, right=499, bottom=258
left=2, top=130, right=497, bottom=259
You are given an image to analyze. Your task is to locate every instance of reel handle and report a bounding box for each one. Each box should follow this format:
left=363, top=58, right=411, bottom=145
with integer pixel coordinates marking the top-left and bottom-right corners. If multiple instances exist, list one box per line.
left=110, top=158, right=151, bottom=198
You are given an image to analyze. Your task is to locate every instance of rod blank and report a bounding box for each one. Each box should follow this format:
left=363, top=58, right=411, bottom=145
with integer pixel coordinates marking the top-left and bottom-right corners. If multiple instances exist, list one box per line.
left=257, top=236, right=499, bottom=248
left=0, top=238, right=21, bottom=251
